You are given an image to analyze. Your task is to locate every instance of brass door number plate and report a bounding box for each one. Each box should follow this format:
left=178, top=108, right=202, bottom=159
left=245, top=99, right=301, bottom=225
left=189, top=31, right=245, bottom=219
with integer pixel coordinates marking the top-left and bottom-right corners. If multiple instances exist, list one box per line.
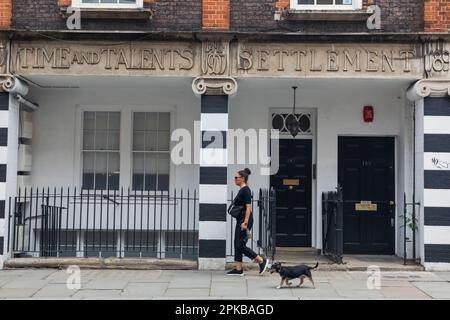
left=283, top=179, right=300, bottom=186
left=355, top=201, right=378, bottom=212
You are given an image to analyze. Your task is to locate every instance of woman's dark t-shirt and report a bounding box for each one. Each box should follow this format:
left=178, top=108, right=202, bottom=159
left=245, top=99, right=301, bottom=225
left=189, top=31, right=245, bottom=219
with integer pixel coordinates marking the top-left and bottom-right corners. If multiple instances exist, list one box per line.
left=233, top=186, right=253, bottom=229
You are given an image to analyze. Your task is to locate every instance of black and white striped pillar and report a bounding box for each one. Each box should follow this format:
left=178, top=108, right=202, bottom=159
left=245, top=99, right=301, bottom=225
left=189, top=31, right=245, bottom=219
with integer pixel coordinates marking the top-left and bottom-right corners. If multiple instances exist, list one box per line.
left=423, top=96, right=450, bottom=269
left=198, top=95, right=228, bottom=270
left=0, top=92, right=9, bottom=262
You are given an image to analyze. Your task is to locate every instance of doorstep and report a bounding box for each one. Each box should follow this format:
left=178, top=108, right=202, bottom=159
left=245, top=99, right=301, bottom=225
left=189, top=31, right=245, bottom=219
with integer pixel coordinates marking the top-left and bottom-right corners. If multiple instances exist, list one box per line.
left=226, top=249, right=424, bottom=272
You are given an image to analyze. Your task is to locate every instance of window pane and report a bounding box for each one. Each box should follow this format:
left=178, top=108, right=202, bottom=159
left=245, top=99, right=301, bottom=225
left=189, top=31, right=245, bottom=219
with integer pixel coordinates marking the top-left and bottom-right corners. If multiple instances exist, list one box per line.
left=108, top=130, right=120, bottom=150
left=158, top=153, right=170, bottom=191
left=109, top=112, right=120, bottom=130
left=145, top=113, right=158, bottom=131
left=96, top=112, right=108, bottom=130
left=132, top=153, right=144, bottom=190
left=133, top=131, right=145, bottom=151
left=95, top=130, right=107, bottom=150
left=158, top=113, right=170, bottom=130
left=83, top=130, right=95, bottom=150
left=94, top=152, right=107, bottom=189
left=108, top=152, right=120, bottom=190
left=82, top=152, right=95, bottom=189
left=145, top=154, right=157, bottom=190
left=84, top=112, right=95, bottom=130
left=317, top=0, right=333, bottom=4
left=145, top=131, right=158, bottom=151
left=132, top=112, right=171, bottom=191
left=157, top=130, right=170, bottom=151
left=82, top=111, right=121, bottom=190
left=134, top=112, right=146, bottom=131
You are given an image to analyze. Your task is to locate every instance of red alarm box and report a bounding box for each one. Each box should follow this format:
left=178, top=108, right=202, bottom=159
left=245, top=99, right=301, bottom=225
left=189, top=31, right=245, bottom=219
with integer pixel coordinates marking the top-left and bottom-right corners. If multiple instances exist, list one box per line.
left=363, top=106, right=374, bottom=123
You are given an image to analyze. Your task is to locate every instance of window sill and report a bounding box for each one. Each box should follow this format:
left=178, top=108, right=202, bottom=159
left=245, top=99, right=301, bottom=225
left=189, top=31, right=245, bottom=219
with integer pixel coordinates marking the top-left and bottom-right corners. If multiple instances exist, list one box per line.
left=281, top=9, right=370, bottom=22
left=61, top=7, right=153, bottom=20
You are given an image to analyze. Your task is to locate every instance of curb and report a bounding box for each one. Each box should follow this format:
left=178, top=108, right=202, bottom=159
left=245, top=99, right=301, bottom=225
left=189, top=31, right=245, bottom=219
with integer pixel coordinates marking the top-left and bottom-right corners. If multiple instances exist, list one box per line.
left=3, top=258, right=198, bottom=270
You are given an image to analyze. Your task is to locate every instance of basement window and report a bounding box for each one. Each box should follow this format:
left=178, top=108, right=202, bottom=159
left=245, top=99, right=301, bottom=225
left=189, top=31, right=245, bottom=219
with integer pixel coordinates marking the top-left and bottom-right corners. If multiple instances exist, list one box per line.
left=291, top=0, right=362, bottom=10
left=72, top=0, right=144, bottom=9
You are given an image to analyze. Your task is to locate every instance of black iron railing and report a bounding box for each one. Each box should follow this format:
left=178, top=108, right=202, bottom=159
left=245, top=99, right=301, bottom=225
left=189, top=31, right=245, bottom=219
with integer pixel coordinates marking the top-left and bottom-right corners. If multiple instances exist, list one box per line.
left=8, top=187, right=278, bottom=262
left=9, top=187, right=199, bottom=260
left=258, top=188, right=277, bottom=261
left=322, top=187, right=344, bottom=264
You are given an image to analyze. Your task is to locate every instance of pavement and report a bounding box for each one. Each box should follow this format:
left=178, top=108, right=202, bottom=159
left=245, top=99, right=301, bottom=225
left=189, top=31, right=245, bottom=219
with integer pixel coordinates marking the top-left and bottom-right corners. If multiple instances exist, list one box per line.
left=0, top=268, right=450, bottom=300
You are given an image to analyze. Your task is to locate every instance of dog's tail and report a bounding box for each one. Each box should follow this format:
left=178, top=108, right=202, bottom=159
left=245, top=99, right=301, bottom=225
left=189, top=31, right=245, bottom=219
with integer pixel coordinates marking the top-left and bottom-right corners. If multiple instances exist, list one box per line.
left=308, top=262, right=319, bottom=270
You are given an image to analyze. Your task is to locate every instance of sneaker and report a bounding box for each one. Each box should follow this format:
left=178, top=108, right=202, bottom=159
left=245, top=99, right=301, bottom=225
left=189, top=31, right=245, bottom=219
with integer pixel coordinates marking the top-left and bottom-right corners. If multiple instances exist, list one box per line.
left=227, top=268, right=244, bottom=276
left=259, top=258, right=269, bottom=275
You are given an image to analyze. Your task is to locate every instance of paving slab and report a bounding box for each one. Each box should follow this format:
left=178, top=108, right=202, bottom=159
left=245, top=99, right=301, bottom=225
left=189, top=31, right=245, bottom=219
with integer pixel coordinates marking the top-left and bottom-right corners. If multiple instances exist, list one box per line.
left=32, top=284, right=79, bottom=298
left=335, top=289, right=385, bottom=299
left=379, top=280, right=414, bottom=287
left=44, top=271, right=92, bottom=285
left=380, top=286, right=432, bottom=299
left=288, top=282, right=338, bottom=299
left=210, top=281, right=247, bottom=297
left=435, top=272, right=450, bottom=282
left=72, top=289, right=122, bottom=299
left=412, top=281, right=450, bottom=299
left=0, top=277, right=14, bottom=287
left=168, top=275, right=212, bottom=289
left=165, top=288, right=210, bottom=297
left=121, top=282, right=169, bottom=297
left=0, top=269, right=31, bottom=276
left=211, top=273, right=251, bottom=282
left=1, top=278, right=48, bottom=290
left=0, top=288, right=40, bottom=299
left=246, top=279, right=295, bottom=298
left=329, top=279, right=370, bottom=290
left=83, top=279, right=129, bottom=290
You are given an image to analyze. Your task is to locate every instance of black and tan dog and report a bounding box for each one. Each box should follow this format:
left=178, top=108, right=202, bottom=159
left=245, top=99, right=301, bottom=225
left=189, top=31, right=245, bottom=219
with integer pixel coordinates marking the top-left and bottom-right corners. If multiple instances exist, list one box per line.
left=269, top=262, right=319, bottom=289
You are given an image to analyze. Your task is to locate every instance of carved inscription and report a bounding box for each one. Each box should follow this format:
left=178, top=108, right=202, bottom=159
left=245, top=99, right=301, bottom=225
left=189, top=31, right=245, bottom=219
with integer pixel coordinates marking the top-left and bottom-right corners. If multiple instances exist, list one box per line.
left=14, top=46, right=195, bottom=71
left=238, top=47, right=417, bottom=74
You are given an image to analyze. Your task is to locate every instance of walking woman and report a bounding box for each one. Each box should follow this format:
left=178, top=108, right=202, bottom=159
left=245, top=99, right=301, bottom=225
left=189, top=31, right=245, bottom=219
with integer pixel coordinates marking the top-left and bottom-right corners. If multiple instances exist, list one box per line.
left=227, top=168, right=269, bottom=276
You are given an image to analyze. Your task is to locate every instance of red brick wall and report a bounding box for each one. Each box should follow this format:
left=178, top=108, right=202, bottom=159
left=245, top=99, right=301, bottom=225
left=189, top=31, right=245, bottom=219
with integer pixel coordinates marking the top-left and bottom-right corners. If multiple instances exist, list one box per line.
left=424, top=0, right=450, bottom=32
left=0, top=0, right=11, bottom=28
left=203, top=0, right=230, bottom=30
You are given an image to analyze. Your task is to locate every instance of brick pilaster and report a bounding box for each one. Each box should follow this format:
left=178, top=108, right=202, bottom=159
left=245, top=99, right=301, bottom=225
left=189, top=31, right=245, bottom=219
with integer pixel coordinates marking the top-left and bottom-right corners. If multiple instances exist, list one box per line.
left=0, top=0, right=11, bottom=28
left=275, top=0, right=289, bottom=10
left=203, top=0, right=230, bottom=30
left=424, top=0, right=450, bottom=32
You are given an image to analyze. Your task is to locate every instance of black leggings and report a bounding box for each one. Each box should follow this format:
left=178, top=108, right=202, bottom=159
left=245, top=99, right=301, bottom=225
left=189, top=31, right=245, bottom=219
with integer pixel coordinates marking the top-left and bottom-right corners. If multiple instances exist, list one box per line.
left=234, top=219, right=258, bottom=262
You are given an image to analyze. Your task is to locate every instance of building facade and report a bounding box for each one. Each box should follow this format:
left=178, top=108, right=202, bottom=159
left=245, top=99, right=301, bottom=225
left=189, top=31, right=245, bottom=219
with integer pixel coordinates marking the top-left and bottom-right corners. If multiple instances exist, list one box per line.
left=0, top=0, right=449, bottom=270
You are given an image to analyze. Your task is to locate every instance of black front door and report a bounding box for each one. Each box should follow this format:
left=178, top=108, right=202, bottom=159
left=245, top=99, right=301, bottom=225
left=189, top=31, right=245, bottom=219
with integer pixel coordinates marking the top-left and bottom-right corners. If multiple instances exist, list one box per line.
left=271, top=139, right=312, bottom=247
left=338, top=137, right=395, bottom=255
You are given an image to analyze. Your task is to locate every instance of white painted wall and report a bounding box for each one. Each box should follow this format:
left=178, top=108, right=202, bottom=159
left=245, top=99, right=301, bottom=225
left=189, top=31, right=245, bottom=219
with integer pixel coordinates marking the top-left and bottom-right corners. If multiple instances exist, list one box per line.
left=25, top=76, right=414, bottom=259
left=228, top=78, right=414, bottom=257
left=27, top=77, right=200, bottom=192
